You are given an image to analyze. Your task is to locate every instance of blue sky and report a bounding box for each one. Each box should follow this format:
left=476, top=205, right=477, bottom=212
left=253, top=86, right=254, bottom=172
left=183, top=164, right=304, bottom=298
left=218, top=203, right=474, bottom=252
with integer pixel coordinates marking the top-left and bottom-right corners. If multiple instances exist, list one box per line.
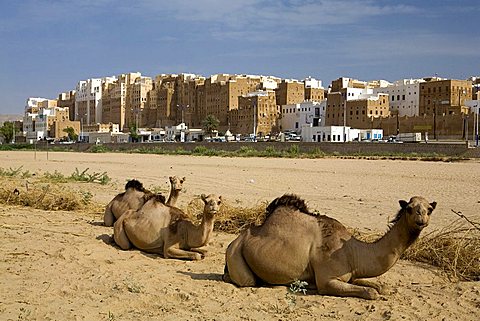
left=1, top=0, right=479, bottom=114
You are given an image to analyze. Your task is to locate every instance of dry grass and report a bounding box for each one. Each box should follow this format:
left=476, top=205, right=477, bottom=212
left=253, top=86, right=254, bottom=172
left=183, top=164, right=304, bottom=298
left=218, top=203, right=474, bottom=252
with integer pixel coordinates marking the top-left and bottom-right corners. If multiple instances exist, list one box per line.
left=0, top=177, right=101, bottom=212
left=186, top=197, right=268, bottom=234
left=402, top=212, right=480, bottom=281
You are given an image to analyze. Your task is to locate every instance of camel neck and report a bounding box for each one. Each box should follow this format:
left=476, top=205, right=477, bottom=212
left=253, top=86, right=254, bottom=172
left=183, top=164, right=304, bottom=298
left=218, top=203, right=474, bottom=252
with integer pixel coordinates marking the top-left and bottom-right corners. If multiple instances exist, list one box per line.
left=352, top=216, right=419, bottom=279
left=166, top=190, right=180, bottom=206
left=188, top=213, right=215, bottom=248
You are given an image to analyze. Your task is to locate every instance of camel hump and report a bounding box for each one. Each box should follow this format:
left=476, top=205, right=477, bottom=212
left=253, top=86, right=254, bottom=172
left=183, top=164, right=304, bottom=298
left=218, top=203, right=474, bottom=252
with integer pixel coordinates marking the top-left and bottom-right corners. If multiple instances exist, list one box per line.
left=168, top=207, right=190, bottom=233
left=125, top=179, right=145, bottom=192
left=153, top=193, right=166, bottom=204
left=266, top=194, right=311, bottom=216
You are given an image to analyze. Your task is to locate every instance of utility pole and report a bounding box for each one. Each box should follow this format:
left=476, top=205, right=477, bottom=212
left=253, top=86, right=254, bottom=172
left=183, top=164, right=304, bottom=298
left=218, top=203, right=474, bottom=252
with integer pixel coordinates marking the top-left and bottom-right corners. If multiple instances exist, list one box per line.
left=433, top=100, right=437, bottom=140
left=253, top=100, right=257, bottom=142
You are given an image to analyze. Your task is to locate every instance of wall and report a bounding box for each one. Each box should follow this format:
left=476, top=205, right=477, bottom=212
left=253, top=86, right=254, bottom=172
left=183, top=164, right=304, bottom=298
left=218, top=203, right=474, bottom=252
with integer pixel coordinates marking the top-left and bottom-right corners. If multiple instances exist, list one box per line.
left=36, top=140, right=478, bottom=157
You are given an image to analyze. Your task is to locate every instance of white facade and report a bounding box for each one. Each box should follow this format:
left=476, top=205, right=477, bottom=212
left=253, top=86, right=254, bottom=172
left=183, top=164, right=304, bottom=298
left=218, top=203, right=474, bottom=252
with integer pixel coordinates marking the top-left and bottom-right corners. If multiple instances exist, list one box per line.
left=25, top=97, right=48, bottom=111
left=345, top=87, right=373, bottom=100
left=260, top=76, right=280, bottom=90
left=373, top=79, right=425, bottom=117
left=301, top=126, right=383, bottom=142
left=75, top=76, right=116, bottom=125
left=281, top=101, right=326, bottom=133
left=304, top=76, right=323, bottom=89
left=23, top=106, right=64, bottom=140
left=301, top=126, right=353, bottom=142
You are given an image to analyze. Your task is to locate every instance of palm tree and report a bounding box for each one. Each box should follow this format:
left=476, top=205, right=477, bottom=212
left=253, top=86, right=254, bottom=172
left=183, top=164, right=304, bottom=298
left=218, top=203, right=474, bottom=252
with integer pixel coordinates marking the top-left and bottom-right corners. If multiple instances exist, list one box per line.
left=202, top=114, right=220, bottom=138
left=62, top=126, right=78, bottom=142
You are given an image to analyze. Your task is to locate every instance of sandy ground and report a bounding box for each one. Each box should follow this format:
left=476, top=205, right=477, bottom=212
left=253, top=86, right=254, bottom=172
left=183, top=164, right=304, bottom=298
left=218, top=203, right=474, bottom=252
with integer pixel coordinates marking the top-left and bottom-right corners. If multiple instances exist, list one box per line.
left=0, top=151, right=479, bottom=320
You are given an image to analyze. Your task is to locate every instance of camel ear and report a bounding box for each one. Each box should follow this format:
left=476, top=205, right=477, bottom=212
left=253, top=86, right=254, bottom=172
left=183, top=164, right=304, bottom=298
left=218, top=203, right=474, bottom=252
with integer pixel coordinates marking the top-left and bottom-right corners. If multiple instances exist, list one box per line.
left=430, top=202, right=437, bottom=210
left=182, top=177, right=186, bottom=182
left=169, top=176, right=173, bottom=181
left=201, top=194, right=207, bottom=202
left=399, top=200, right=408, bottom=209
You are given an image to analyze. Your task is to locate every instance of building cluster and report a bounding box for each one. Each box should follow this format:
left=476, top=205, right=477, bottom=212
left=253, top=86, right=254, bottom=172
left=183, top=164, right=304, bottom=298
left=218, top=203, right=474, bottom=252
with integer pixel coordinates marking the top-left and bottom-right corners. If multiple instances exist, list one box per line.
left=17, top=71, right=480, bottom=143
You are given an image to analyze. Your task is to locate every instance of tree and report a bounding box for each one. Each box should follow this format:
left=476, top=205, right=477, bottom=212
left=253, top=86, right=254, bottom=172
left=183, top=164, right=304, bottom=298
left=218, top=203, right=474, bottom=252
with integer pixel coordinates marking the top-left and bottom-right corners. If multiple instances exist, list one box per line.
left=63, top=126, right=78, bottom=142
left=202, top=114, right=220, bottom=138
left=129, top=124, right=140, bottom=142
left=0, top=122, right=14, bottom=143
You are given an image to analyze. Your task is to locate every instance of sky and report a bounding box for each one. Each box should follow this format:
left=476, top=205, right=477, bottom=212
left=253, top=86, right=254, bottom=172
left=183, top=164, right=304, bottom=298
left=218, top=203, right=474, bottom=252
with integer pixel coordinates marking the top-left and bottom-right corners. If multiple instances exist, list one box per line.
left=0, top=0, right=479, bottom=114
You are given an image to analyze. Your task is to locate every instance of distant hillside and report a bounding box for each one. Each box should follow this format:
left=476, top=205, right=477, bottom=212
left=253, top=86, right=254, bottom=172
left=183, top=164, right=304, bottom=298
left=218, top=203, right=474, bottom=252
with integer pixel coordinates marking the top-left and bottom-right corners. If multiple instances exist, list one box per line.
left=0, top=114, right=22, bottom=125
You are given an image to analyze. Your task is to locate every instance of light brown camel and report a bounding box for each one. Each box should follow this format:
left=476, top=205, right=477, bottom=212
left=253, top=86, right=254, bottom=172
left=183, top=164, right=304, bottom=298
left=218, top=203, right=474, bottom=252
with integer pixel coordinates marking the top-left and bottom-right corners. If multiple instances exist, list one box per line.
left=103, top=179, right=154, bottom=227
left=223, top=194, right=436, bottom=300
left=114, top=194, right=222, bottom=261
left=167, top=176, right=186, bottom=206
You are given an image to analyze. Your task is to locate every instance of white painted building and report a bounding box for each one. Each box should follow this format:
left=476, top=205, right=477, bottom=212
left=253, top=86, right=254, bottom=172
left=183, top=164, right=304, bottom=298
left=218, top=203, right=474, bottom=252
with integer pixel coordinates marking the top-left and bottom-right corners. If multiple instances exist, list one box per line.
left=301, top=126, right=383, bottom=142
left=281, top=100, right=326, bottom=133
left=165, top=123, right=204, bottom=142
left=373, top=78, right=425, bottom=117
left=303, top=76, right=323, bottom=89
left=75, top=76, right=116, bottom=125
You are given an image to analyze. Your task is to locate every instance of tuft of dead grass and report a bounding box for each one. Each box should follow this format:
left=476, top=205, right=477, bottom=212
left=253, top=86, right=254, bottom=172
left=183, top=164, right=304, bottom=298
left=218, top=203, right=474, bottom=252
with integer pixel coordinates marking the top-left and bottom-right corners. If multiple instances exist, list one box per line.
left=186, top=197, right=268, bottom=234
left=0, top=177, right=101, bottom=212
left=402, top=211, right=480, bottom=282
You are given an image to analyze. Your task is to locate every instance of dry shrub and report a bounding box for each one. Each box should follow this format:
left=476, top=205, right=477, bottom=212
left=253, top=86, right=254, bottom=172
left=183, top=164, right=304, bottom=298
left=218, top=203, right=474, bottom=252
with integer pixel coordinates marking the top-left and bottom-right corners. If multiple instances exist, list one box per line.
left=402, top=213, right=480, bottom=281
left=0, top=178, right=98, bottom=212
left=186, top=197, right=267, bottom=234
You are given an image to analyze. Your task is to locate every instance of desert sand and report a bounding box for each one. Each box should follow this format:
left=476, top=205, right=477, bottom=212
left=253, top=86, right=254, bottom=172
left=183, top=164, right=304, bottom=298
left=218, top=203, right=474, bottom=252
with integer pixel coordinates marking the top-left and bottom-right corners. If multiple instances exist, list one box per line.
left=0, top=150, right=479, bottom=320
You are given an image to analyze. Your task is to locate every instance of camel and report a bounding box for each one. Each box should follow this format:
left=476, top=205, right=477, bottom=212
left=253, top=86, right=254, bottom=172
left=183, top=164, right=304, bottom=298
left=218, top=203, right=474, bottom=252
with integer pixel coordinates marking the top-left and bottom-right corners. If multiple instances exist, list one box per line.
left=223, top=194, right=436, bottom=300
left=103, top=179, right=154, bottom=226
left=114, top=194, right=222, bottom=261
left=166, top=176, right=186, bottom=206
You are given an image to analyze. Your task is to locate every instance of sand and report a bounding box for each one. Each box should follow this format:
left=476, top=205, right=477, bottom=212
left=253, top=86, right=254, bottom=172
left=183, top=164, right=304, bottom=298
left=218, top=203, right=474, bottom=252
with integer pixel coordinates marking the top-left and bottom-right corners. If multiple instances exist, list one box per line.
left=0, top=151, right=479, bottom=320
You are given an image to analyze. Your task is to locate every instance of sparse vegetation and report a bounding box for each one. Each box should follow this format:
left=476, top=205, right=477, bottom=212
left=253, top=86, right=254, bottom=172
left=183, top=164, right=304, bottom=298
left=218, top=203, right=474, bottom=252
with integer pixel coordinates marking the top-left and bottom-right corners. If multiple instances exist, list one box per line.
left=402, top=211, right=480, bottom=282
left=186, top=197, right=268, bottom=234
left=0, top=178, right=98, bottom=211
left=0, top=166, right=32, bottom=178
left=0, top=167, right=110, bottom=212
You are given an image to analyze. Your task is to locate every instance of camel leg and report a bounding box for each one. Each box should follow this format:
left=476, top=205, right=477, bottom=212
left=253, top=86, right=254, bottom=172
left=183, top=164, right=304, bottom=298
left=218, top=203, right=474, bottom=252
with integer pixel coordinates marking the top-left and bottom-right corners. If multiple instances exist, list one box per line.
left=104, top=203, right=115, bottom=227
left=352, top=279, right=388, bottom=295
left=317, top=278, right=379, bottom=300
left=113, top=216, right=132, bottom=250
left=224, top=238, right=257, bottom=287
left=164, top=246, right=202, bottom=260
left=190, top=246, right=208, bottom=256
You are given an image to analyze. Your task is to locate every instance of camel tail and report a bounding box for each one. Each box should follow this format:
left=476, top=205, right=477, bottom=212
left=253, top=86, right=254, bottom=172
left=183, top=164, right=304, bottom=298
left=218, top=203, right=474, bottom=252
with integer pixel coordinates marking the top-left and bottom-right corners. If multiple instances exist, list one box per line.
left=113, top=212, right=133, bottom=250
left=266, top=194, right=310, bottom=216
left=125, top=179, right=145, bottom=192
left=103, top=202, right=115, bottom=227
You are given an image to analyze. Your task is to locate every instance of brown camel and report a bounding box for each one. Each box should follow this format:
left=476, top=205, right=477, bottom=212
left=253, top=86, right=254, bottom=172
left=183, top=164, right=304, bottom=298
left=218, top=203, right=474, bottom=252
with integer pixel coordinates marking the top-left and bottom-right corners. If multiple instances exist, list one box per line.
left=223, top=194, right=436, bottom=300
left=103, top=179, right=153, bottom=226
left=167, top=176, right=185, bottom=206
left=114, top=194, right=222, bottom=261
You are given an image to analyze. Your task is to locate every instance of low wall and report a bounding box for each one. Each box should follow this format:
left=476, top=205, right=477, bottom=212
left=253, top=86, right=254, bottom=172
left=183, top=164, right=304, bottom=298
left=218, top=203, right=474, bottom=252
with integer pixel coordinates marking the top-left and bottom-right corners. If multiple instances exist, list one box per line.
left=37, top=141, right=480, bottom=158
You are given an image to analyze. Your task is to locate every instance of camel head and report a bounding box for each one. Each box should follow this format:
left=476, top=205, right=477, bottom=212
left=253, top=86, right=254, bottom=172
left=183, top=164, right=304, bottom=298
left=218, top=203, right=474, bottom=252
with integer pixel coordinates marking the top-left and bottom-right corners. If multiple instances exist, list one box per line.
left=201, top=194, right=222, bottom=217
left=394, top=196, right=437, bottom=231
left=169, top=176, right=186, bottom=192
